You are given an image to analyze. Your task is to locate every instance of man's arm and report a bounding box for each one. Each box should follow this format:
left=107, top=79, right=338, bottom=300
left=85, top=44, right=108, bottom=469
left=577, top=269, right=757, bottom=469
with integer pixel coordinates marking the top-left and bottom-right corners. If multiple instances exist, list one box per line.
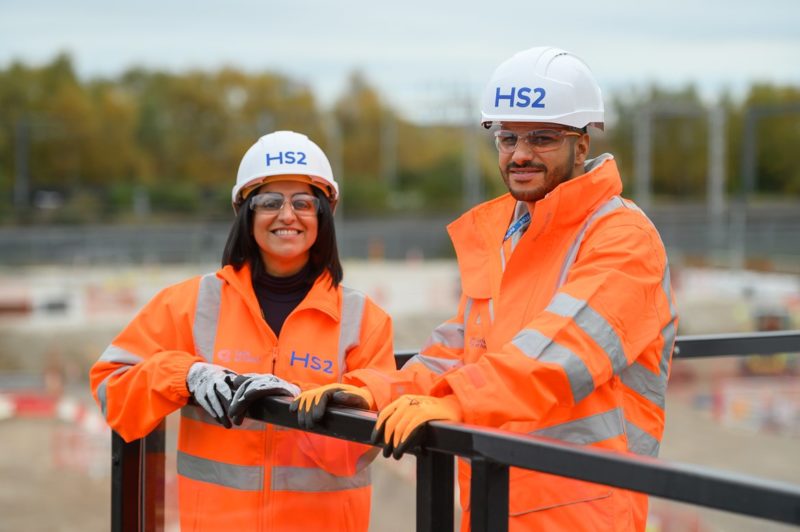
left=431, top=216, right=677, bottom=428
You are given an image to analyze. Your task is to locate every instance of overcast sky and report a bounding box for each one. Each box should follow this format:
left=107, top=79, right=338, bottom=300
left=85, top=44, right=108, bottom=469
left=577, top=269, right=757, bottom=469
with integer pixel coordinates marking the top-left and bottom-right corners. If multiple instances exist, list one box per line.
left=2, top=0, right=799, bottom=122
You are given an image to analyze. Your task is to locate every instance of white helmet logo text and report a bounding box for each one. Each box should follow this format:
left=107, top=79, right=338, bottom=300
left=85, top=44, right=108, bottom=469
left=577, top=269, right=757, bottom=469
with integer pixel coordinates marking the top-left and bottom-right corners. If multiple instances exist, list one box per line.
left=494, top=87, right=547, bottom=109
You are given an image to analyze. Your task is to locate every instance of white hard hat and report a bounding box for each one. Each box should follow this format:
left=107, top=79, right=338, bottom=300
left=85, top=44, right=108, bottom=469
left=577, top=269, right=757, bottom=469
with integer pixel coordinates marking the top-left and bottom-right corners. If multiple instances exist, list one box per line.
left=232, top=130, right=338, bottom=211
left=480, top=46, right=604, bottom=130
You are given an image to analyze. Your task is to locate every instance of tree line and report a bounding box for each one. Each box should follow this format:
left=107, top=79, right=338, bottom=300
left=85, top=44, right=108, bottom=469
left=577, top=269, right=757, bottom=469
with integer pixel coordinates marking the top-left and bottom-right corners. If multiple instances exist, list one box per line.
left=1, top=53, right=798, bottom=224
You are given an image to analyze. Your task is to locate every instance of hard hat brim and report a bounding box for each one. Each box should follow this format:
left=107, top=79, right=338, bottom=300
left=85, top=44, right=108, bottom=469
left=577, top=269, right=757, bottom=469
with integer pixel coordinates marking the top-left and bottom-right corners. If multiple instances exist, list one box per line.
left=235, top=174, right=337, bottom=210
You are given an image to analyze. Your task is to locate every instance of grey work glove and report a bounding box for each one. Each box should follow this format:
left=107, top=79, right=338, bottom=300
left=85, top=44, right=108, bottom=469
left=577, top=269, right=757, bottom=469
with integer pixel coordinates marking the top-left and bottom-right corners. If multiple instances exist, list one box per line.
left=228, top=373, right=301, bottom=426
left=186, top=362, right=238, bottom=428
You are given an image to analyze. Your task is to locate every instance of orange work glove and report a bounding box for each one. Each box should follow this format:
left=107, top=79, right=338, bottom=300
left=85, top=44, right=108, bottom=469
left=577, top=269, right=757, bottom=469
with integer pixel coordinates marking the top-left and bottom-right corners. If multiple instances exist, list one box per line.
left=290, top=383, right=374, bottom=430
left=371, top=394, right=463, bottom=459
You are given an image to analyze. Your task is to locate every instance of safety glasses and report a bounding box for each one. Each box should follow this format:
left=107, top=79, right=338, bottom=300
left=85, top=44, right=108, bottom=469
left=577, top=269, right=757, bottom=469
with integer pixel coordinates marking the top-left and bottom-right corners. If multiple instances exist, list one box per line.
left=493, top=128, right=581, bottom=154
left=249, top=192, right=320, bottom=217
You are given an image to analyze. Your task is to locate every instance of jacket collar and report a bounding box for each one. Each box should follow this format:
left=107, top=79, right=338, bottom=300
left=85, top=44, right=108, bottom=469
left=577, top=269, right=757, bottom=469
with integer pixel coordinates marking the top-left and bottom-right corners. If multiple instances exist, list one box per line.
left=447, top=154, right=622, bottom=297
left=526, top=153, right=620, bottom=234
left=217, top=263, right=341, bottom=322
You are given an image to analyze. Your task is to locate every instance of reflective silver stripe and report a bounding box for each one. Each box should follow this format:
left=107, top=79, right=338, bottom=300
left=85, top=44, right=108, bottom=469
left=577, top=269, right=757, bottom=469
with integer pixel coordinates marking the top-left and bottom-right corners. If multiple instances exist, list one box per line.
left=97, top=365, right=131, bottom=418
left=620, top=362, right=666, bottom=409
left=622, top=197, right=644, bottom=214
left=422, top=322, right=465, bottom=351
left=622, top=319, right=676, bottom=410
left=271, top=465, right=371, bottom=492
left=625, top=419, right=661, bottom=457
left=181, top=404, right=266, bottom=431
left=660, top=265, right=678, bottom=378
left=96, top=344, right=143, bottom=417
left=543, top=195, right=671, bottom=455
left=194, top=274, right=223, bottom=362
left=556, top=196, right=626, bottom=287
left=662, top=264, right=676, bottom=318
left=355, top=447, right=380, bottom=472
left=488, top=299, right=494, bottom=323
left=338, top=287, right=366, bottom=377
left=621, top=266, right=678, bottom=409
left=546, top=293, right=628, bottom=374
left=402, top=354, right=464, bottom=374
left=99, top=344, right=143, bottom=366
left=463, top=297, right=474, bottom=327
left=532, top=408, right=625, bottom=446
left=177, top=451, right=263, bottom=491
left=512, top=329, right=594, bottom=403
left=660, top=316, right=676, bottom=378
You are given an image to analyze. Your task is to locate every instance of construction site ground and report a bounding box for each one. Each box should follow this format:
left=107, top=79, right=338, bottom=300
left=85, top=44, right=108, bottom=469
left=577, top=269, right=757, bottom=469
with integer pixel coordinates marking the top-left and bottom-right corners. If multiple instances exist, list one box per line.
left=1, top=263, right=799, bottom=531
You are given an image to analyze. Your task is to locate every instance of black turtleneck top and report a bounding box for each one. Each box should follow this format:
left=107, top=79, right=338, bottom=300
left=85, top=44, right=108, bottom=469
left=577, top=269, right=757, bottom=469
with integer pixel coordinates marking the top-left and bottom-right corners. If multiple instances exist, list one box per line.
left=252, top=264, right=314, bottom=336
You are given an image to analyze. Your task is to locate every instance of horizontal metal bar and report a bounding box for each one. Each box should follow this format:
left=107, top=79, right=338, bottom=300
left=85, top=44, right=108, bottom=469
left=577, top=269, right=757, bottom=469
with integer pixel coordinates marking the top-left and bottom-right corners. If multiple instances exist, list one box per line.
left=395, top=331, right=800, bottom=366
left=674, top=330, right=800, bottom=358
left=115, top=331, right=800, bottom=531
left=462, top=426, right=800, bottom=526
left=247, top=397, right=378, bottom=445
left=246, top=396, right=800, bottom=526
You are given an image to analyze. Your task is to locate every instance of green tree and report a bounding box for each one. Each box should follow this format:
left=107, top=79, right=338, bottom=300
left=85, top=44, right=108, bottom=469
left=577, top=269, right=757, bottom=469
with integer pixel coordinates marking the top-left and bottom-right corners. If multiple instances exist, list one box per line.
left=609, top=85, right=708, bottom=200
left=2, top=53, right=798, bottom=226
left=740, top=85, right=800, bottom=195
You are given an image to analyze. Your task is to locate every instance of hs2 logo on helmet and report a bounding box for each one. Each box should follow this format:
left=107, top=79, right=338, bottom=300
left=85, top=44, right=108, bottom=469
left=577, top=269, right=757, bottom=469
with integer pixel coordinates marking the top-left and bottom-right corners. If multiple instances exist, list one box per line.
left=265, top=151, right=307, bottom=166
left=494, top=87, right=547, bottom=109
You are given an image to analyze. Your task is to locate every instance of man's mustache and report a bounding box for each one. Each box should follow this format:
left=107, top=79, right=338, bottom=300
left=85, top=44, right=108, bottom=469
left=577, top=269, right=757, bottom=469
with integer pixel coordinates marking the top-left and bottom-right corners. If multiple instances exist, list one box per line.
left=506, top=161, right=547, bottom=172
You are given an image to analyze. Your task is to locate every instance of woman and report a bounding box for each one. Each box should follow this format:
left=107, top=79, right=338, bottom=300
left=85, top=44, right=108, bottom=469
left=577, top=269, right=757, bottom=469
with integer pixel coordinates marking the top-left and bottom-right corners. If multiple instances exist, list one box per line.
left=90, top=130, right=395, bottom=531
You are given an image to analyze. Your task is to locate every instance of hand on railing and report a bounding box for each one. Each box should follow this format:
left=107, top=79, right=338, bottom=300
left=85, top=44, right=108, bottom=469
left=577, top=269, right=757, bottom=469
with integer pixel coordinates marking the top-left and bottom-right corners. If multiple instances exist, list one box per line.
left=371, top=394, right=463, bottom=459
left=290, top=384, right=374, bottom=430
left=186, top=362, right=239, bottom=428
left=229, top=374, right=301, bottom=426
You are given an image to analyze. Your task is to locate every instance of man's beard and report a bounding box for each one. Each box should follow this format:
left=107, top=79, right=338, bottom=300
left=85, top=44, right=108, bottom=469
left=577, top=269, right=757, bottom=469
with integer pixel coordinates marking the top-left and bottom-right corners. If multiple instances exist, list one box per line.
left=502, top=151, right=576, bottom=202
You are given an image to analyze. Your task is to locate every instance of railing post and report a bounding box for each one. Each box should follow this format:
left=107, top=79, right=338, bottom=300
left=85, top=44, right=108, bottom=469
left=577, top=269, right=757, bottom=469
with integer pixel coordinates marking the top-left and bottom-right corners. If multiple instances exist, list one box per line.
left=470, top=457, right=509, bottom=532
left=416, top=450, right=455, bottom=532
left=111, top=431, right=141, bottom=532
left=111, top=421, right=166, bottom=532
left=143, top=422, right=166, bottom=531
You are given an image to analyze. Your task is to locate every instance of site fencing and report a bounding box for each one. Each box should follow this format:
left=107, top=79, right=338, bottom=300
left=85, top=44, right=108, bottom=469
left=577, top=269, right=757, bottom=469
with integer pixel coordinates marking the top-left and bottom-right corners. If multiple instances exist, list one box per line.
left=3, top=203, right=800, bottom=267
left=111, top=331, right=800, bottom=531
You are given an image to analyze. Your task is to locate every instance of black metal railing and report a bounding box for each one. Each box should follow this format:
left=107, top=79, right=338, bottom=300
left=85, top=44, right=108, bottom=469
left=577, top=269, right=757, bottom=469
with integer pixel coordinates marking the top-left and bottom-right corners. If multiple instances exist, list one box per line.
left=111, top=331, right=800, bottom=531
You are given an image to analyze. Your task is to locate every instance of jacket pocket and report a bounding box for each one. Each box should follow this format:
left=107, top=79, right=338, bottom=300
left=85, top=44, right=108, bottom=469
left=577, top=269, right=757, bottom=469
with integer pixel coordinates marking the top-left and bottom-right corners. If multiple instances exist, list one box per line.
left=508, top=468, right=614, bottom=526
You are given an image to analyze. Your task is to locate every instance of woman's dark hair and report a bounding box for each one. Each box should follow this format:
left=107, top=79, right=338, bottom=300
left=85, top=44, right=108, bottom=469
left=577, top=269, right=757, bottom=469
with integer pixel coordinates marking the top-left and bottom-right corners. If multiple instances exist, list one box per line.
left=221, top=186, right=343, bottom=287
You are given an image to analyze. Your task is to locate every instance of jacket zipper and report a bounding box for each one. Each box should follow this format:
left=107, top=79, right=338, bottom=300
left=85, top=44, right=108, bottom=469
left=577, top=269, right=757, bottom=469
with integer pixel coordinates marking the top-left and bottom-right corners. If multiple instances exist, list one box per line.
left=261, top=423, right=274, bottom=531
left=262, top=342, right=281, bottom=530
left=270, top=345, right=278, bottom=374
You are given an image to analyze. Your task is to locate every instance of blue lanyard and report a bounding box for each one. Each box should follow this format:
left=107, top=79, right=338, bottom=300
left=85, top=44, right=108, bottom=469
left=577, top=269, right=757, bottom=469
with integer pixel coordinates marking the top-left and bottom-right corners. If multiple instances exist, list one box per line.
left=503, top=212, right=531, bottom=242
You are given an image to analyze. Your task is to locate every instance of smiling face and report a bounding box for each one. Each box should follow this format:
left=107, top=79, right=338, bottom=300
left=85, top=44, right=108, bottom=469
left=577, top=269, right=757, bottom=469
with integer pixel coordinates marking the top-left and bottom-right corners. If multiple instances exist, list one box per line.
left=251, top=180, right=319, bottom=277
left=497, top=121, right=589, bottom=203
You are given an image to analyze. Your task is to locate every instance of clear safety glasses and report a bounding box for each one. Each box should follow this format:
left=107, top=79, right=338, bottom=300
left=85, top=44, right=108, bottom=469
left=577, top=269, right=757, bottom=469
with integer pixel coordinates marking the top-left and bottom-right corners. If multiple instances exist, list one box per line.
left=249, top=192, right=320, bottom=217
left=493, top=128, right=582, bottom=154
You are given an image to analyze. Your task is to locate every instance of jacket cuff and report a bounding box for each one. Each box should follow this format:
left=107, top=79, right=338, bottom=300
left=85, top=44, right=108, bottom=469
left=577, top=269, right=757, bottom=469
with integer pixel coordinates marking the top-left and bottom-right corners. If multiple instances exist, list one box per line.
left=169, top=353, right=203, bottom=399
left=438, top=368, right=486, bottom=425
left=344, top=369, right=400, bottom=410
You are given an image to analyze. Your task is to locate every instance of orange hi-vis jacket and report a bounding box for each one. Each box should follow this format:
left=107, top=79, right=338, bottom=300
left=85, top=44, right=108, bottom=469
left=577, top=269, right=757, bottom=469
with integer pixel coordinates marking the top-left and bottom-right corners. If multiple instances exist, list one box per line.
left=90, top=264, right=395, bottom=532
left=348, top=155, right=678, bottom=531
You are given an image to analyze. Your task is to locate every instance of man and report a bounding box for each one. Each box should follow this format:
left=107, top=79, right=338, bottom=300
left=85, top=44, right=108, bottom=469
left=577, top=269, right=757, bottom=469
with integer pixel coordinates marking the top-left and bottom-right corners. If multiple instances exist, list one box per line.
left=293, top=46, right=678, bottom=531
